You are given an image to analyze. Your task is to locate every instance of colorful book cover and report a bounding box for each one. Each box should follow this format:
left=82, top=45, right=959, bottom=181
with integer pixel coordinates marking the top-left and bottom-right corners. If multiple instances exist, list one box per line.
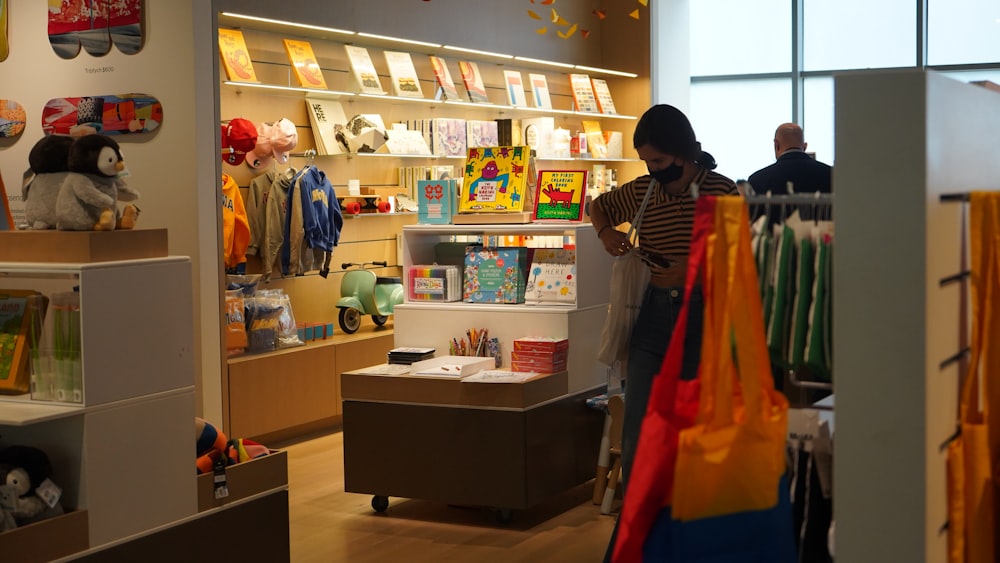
left=569, top=73, right=599, bottom=113
left=463, top=246, right=527, bottom=304
left=503, top=70, right=528, bottom=107
left=283, top=38, right=327, bottom=89
left=590, top=78, right=618, bottom=114
left=429, top=55, right=460, bottom=101
left=0, top=290, right=41, bottom=393
left=528, top=73, right=553, bottom=110
left=458, top=60, right=489, bottom=103
left=460, top=146, right=531, bottom=213
left=344, top=44, right=384, bottom=94
left=218, top=28, right=258, bottom=83
left=466, top=120, right=499, bottom=149
left=525, top=249, right=577, bottom=304
left=532, top=170, right=587, bottom=221
left=581, top=119, right=608, bottom=158
left=407, top=265, right=461, bottom=301
left=431, top=118, right=467, bottom=157
left=417, top=179, right=457, bottom=224
left=384, top=51, right=424, bottom=98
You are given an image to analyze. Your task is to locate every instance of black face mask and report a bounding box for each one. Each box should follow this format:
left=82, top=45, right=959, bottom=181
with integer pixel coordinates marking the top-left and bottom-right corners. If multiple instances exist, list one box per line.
left=649, top=163, right=684, bottom=185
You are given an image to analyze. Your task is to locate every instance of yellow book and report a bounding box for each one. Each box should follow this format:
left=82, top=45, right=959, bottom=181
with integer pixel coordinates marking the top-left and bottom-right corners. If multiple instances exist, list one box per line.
left=218, top=28, right=258, bottom=83
left=581, top=120, right=608, bottom=158
left=283, top=38, right=327, bottom=89
left=459, top=146, right=531, bottom=213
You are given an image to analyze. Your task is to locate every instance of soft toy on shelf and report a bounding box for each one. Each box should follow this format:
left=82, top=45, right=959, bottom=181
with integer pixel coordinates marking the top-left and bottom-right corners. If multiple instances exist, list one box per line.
left=22, top=135, right=74, bottom=230
left=195, top=417, right=228, bottom=474
left=0, top=445, right=64, bottom=527
left=55, top=134, right=140, bottom=231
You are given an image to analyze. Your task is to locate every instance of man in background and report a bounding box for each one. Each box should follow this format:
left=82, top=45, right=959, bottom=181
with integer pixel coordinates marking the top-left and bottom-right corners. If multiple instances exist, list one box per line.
left=748, top=122, right=832, bottom=222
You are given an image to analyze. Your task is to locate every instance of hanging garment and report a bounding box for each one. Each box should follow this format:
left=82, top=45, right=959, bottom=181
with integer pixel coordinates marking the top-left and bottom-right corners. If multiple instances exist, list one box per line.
left=261, top=167, right=297, bottom=281
left=245, top=169, right=276, bottom=258
left=220, top=173, right=249, bottom=273
left=296, top=165, right=343, bottom=278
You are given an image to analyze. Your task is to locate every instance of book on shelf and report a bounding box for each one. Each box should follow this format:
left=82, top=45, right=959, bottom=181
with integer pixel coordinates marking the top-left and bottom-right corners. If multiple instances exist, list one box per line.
left=466, top=120, right=499, bottom=149
left=387, top=347, right=436, bottom=365
left=344, top=44, right=385, bottom=94
left=384, top=127, right=432, bottom=155
left=459, top=146, right=532, bottom=213
left=0, top=290, right=44, bottom=393
left=528, top=73, right=553, bottom=110
left=532, top=170, right=587, bottom=222
left=604, top=130, right=624, bottom=159
left=581, top=119, right=609, bottom=158
left=463, top=246, right=528, bottom=304
left=429, top=55, right=461, bottom=101
left=569, top=73, right=600, bottom=113
left=304, top=97, right=348, bottom=155
left=430, top=118, right=467, bottom=157
left=383, top=50, right=424, bottom=98
left=521, top=116, right=554, bottom=158
left=590, top=78, right=618, bottom=114
left=552, top=127, right=572, bottom=159
left=458, top=60, right=490, bottom=103
left=282, top=38, right=327, bottom=89
left=416, top=179, right=458, bottom=225
left=525, top=249, right=577, bottom=305
left=406, top=264, right=461, bottom=301
left=503, top=70, right=528, bottom=107
left=495, top=118, right=513, bottom=146
left=218, top=28, right=258, bottom=83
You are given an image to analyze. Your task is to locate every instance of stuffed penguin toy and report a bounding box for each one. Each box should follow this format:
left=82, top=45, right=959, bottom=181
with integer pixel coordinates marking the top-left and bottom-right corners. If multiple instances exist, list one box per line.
left=22, top=135, right=74, bottom=230
left=56, top=134, right=126, bottom=231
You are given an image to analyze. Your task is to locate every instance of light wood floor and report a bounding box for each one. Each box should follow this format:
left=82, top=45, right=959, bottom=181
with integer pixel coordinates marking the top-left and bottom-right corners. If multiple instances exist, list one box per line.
left=277, top=428, right=617, bottom=562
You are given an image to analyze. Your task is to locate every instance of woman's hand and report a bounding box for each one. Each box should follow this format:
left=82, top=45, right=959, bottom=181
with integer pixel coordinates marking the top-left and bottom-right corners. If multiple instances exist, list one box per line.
left=599, top=227, right=632, bottom=257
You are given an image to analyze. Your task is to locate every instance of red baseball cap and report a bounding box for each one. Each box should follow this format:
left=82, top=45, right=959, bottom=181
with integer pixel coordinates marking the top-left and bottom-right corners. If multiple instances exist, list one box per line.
left=221, top=118, right=258, bottom=165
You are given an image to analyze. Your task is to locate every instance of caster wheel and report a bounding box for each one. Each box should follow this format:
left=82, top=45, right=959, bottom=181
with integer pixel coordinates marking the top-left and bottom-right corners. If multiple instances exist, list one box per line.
left=372, top=495, right=389, bottom=513
left=496, top=508, right=512, bottom=525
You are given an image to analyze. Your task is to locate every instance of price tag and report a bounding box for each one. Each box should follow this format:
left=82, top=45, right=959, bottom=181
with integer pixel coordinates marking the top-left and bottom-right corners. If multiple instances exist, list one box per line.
left=213, top=457, right=229, bottom=500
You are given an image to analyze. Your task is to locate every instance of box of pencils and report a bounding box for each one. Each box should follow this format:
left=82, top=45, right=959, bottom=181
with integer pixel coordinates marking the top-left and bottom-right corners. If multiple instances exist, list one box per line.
left=407, top=265, right=461, bottom=302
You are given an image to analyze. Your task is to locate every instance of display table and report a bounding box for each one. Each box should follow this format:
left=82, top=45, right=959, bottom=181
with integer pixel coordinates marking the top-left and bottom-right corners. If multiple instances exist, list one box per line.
left=341, top=367, right=605, bottom=522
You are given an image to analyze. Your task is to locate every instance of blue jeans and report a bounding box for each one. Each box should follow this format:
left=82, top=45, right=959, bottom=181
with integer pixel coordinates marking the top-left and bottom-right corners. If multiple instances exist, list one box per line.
left=604, top=284, right=703, bottom=562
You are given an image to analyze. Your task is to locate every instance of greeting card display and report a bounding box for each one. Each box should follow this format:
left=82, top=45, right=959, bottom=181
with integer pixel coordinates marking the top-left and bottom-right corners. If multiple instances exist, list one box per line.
left=459, top=146, right=531, bottom=213
left=463, top=246, right=527, bottom=304
left=532, top=170, right=587, bottom=221
left=417, top=179, right=457, bottom=224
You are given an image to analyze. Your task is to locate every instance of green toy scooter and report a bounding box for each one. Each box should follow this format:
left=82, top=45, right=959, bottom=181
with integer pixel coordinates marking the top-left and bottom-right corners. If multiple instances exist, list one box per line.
left=336, top=261, right=404, bottom=334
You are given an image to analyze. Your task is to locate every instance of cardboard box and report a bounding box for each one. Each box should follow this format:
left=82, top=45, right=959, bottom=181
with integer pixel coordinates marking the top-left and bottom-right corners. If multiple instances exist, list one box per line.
left=197, top=450, right=288, bottom=512
left=512, top=359, right=566, bottom=373
left=0, top=229, right=168, bottom=263
left=0, top=509, right=89, bottom=562
left=513, top=337, right=569, bottom=353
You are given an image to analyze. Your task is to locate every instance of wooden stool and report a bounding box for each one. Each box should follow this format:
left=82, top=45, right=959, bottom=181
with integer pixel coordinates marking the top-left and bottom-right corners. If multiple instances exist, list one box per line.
left=600, top=394, right=625, bottom=514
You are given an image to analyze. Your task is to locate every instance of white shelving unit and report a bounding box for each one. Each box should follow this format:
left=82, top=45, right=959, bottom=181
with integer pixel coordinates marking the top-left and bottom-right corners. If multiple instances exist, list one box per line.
left=0, top=257, right=196, bottom=549
left=395, top=222, right=610, bottom=393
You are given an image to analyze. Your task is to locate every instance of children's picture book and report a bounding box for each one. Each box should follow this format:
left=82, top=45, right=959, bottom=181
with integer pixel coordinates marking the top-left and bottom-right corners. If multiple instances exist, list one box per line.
left=304, top=97, right=348, bottom=155
left=569, top=73, right=599, bottom=113
left=503, top=70, right=528, bottom=107
left=532, top=170, right=588, bottom=221
left=0, top=290, right=43, bottom=393
left=428, top=55, right=460, bottom=101
left=528, top=73, right=553, bottom=110
left=581, top=119, right=609, bottom=158
left=525, top=249, right=577, bottom=305
left=218, top=28, right=258, bottom=83
left=590, top=78, right=618, bottom=114
left=344, top=44, right=385, bottom=94
left=466, top=120, right=499, bottom=149
left=282, top=38, right=327, bottom=89
left=463, top=246, right=528, bottom=304
left=384, top=51, right=424, bottom=98
left=459, top=146, right=531, bottom=213
left=458, top=60, right=490, bottom=103
left=430, top=118, right=467, bottom=157
left=417, top=179, right=458, bottom=224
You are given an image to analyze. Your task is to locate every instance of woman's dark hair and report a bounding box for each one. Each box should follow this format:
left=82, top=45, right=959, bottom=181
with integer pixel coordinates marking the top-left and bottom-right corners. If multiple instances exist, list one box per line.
left=632, top=104, right=700, bottom=161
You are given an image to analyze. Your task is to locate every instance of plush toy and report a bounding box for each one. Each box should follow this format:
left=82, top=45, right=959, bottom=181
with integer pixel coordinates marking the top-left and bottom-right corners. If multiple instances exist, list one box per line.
left=56, top=134, right=139, bottom=231
left=0, top=445, right=64, bottom=527
left=196, top=417, right=228, bottom=474
left=22, top=135, right=74, bottom=230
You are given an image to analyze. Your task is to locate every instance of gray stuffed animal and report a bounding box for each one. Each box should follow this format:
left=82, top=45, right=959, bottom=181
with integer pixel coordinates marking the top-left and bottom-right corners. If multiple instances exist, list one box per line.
left=56, top=135, right=125, bottom=231
left=22, top=135, right=74, bottom=230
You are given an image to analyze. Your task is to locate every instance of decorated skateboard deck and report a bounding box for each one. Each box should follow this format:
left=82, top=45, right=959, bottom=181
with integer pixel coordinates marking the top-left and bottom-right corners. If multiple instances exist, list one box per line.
left=0, top=99, right=25, bottom=138
left=41, top=94, right=162, bottom=136
left=0, top=0, right=8, bottom=62
left=48, top=0, right=143, bottom=58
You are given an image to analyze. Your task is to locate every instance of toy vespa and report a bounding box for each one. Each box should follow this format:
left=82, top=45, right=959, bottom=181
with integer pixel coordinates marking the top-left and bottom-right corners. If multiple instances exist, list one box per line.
left=336, top=261, right=404, bottom=334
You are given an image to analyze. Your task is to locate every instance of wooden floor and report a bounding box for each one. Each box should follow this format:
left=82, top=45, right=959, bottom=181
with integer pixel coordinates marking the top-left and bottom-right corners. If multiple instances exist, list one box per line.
left=277, top=428, right=617, bottom=562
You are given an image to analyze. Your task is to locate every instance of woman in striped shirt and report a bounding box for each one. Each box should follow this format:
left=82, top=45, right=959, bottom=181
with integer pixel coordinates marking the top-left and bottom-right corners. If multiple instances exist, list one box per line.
left=591, top=103, right=738, bottom=508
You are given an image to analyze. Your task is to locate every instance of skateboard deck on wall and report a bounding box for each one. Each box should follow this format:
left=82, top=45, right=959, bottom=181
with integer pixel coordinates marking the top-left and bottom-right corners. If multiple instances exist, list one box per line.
left=48, top=0, right=144, bottom=58
left=41, top=94, right=162, bottom=136
left=0, top=0, right=8, bottom=62
left=0, top=99, right=26, bottom=139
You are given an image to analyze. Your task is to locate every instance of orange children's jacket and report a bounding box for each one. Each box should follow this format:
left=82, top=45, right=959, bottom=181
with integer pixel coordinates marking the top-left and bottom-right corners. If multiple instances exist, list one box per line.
left=221, top=173, right=250, bottom=271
